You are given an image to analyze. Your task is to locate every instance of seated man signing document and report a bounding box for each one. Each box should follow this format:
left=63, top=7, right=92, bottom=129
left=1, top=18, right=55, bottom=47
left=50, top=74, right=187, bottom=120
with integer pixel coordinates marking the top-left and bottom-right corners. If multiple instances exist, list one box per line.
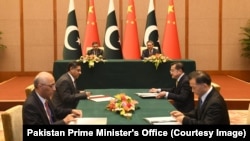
left=149, top=62, right=194, bottom=113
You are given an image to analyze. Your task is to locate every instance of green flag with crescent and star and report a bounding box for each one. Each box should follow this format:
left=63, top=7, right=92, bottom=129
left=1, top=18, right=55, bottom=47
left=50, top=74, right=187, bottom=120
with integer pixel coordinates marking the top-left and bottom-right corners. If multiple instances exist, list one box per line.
left=103, top=0, right=123, bottom=59
left=143, top=0, right=161, bottom=53
left=63, top=0, right=82, bottom=60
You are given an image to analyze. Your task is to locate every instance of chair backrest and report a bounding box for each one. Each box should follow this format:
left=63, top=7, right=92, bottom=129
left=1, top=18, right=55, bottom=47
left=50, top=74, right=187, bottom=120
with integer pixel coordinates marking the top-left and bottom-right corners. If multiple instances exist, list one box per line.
left=1, top=105, right=23, bottom=141
left=247, top=103, right=250, bottom=124
left=25, top=84, right=34, bottom=98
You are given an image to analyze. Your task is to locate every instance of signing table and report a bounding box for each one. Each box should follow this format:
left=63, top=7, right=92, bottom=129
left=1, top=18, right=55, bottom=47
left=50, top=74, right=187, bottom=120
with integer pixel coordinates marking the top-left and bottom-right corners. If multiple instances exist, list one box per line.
left=53, top=59, right=196, bottom=89
left=77, top=89, right=176, bottom=125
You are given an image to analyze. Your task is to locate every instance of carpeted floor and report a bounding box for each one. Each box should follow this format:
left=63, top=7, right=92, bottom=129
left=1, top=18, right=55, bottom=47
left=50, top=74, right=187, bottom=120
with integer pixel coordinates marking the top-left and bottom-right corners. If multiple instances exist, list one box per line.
left=211, top=75, right=250, bottom=99
left=0, top=76, right=34, bottom=100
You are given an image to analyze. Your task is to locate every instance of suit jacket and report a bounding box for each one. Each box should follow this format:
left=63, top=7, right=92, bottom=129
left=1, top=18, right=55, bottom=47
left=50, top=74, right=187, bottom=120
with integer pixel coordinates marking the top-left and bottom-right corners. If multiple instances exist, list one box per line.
left=183, top=87, right=230, bottom=125
left=141, top=48, right=159, bottom=59
left=161, top=74, right=194, bottom=113
left=87, top=48, right=104, bottom=57
left=22, top=90, right=72, bottom=125
left=52, top=73, right=88, bottom=109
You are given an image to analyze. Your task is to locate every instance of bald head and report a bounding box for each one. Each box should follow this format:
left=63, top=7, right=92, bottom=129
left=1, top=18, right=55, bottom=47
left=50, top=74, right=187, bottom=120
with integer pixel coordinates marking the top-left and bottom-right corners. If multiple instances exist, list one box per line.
left=33, top=72, right=56, bottom=99
left=34, top=72, right=54, bottom=88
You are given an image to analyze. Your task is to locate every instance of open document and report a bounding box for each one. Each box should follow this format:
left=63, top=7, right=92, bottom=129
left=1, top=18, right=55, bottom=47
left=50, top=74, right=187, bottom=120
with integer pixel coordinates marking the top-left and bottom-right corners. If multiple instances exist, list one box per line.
left=135, top=93, right=158, bottom=98
left=144, top=116, right=181, bottom=125
left=69, top=117, right=107, bottom=125
left=88, top=95, right=114, bottom=102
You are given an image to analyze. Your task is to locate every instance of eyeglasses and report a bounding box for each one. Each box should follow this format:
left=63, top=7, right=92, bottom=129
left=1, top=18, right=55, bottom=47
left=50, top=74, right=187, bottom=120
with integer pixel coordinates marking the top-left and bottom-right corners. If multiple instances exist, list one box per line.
left=40, top=83, right=55, bottom=88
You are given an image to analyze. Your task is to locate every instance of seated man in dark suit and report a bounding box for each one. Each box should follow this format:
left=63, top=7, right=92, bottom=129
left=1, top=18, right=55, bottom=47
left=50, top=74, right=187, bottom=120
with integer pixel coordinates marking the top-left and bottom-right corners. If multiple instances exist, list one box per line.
left=87, top=41, right=104, bottom=57
left=141, top=40, right=159, bottom=59
left=22, top=71, right=82, bottom=125
left=149, top=62, right=194, bottom=113
left=52, top=61, right=91, bottom=109
left=170, top=70, right=230, bottom=125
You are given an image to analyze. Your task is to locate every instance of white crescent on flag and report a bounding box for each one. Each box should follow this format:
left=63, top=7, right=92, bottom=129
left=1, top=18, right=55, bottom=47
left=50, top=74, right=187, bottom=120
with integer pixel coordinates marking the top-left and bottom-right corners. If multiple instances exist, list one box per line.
left=144, top=25, right=158, bottom=46
left=64, top=25, right=78, bottom=50
left=105, top=25, right=119, bottom=50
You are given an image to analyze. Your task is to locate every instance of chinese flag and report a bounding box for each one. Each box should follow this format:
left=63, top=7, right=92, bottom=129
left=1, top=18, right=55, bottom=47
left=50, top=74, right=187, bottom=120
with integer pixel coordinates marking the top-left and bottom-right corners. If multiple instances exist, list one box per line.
left=82, top=0, right=100, bottom=56
left=162, top=0, right=181, bottom=59
left=122, top=0, right=141, bottom=59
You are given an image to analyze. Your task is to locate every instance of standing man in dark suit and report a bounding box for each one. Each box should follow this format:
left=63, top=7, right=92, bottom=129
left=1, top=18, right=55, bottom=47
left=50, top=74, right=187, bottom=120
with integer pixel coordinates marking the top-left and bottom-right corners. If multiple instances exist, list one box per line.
left=87, top=41, right=104, bottom=57
left=23, top=71, right=82, bottom=125
left=171, top=70, right=230, bottom=125
left=141, top=40, right=159, bottom=59
left=149, top=62, right=194, bottom=113
left=52, top=61, right=91, bottom=109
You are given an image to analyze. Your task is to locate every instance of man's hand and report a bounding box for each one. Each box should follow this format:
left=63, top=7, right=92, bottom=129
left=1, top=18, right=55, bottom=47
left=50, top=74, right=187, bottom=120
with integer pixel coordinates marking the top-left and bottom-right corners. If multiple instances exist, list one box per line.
left=170, top=110, right=184, bottom=123
left=63, top=114, right=77, bottom=124
left=155, top=91, right=166, bottom=99
left=149, top=88, right=158, bottom=93
left=85, top=91, right=92, bottom=97
left=71, top=109, right=82, bottom=118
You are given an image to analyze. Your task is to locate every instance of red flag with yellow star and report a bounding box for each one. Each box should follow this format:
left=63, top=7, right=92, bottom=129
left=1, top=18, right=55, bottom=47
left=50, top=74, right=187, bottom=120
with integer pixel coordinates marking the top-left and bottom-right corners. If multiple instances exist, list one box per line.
left=122, top=0, right=141, bottom=59
left=82, top=0, right=100, bottom=56
left=162, top=0, right=181, bottom=59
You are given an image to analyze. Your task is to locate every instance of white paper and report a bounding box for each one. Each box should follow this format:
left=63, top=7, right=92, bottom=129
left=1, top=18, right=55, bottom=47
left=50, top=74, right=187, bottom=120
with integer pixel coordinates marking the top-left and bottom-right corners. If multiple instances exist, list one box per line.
left=152, top=122, right=181, bottom=125
left=144, top=116, right=178, bottom=124
left=89, top=96, right=114, bottom=102
left=135, top=93, right=158, bottom=98
left=88, top=94, right=105, bottom=99
left=69, top=117, right=107, bottom=125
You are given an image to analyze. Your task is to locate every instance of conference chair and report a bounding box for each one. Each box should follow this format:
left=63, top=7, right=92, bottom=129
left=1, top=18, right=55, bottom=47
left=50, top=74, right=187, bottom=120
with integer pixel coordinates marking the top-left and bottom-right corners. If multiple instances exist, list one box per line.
left=211, top=82, right=221, bottom=92
left=25, top=84, right=34, bottom=98
left=247, top=103, right=250, bottom=124
left=1, top=105, right=23, bottom=141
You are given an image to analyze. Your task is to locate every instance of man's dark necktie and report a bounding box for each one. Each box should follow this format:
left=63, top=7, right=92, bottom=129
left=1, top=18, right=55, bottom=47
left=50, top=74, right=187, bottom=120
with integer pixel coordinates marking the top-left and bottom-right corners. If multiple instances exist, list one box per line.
left=45, top=100, right=53, bottom=124
left=199, top=99, right=203, bottom=108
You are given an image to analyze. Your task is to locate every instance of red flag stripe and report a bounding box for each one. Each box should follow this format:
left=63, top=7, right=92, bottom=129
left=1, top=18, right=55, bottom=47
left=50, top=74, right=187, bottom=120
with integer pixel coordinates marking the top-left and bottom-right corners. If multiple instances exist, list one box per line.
left=122, top=0, right=141, bottom=60
left=162, top=0, right=181, bottom=59
left=82, top=0, right=100, bottom=56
